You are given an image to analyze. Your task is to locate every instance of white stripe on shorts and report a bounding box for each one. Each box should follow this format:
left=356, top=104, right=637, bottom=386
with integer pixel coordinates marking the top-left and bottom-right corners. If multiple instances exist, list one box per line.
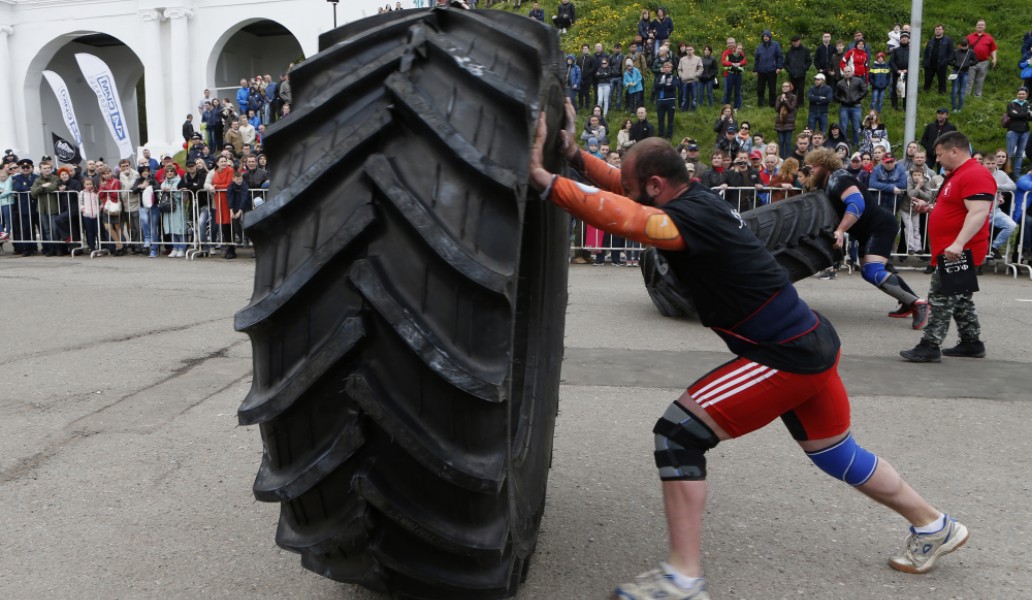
left=699, top=368, right=779, bottom=409
left=694, top=363, right=771, bottom=404
left=692, top=361, right=763, bottom=397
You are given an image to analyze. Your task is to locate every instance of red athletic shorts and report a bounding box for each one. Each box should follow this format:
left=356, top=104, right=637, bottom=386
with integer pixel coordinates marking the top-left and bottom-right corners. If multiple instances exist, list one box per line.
left=687, top=353, right=850, bottom=441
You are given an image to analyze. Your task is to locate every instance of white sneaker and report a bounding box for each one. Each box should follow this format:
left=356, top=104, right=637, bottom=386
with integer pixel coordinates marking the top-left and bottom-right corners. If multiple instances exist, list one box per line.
left=613, top=568, right=710, bottom=600
left=889, top=515, right=969, bottom=574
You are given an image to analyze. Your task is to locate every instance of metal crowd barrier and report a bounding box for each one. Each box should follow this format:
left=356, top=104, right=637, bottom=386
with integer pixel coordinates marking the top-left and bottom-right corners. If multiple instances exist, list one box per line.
left=2, top=190, right=87, bottom=257
left=0, top=180, right=269, bottom=260
left=566, top=185, right=1032, bottom=280
left=187, top=186, right=267, bottom=260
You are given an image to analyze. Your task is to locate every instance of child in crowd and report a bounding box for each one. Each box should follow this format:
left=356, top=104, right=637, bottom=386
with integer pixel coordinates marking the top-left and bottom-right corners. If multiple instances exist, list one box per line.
left=225, top=170, right=250, bottom=259
left=79, top=177, right=101, bottom=253
left=903, top=167, right=934, bottom=256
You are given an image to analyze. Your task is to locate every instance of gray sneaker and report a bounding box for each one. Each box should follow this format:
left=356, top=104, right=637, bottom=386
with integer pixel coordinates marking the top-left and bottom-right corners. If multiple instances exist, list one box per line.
left=889, top=515, right=969, bottom=574
left=612, top=568, right=710, bottom=600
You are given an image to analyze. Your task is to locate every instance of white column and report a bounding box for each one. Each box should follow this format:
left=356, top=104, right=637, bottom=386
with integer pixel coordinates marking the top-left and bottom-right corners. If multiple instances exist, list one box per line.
left=164, top=8, right=193, bottom=142
left=139, top=10, right=168, bottom=147
left=0, top=26, right=16, bottom=152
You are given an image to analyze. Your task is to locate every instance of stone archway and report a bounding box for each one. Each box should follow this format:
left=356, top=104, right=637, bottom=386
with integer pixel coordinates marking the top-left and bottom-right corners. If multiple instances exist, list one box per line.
left=207, top=19, right=304, bottom=109
left=27, top=32, right=145, bottom=163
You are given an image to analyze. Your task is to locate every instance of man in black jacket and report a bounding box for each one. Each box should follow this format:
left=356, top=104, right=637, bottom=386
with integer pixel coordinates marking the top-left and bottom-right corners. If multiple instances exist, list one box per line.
left=923, top=24, right=954, bottom=94
left=784, top=35, right=812, bottom=106
left=609, top=42, right=624, bottom=111
left=552, top=0, right=575, bottom=33
left=630, top=106, right=656, bottom=141
left=889, top=31, right=912, bottom=110
left=807, top=73, right=833, bottom=133
left=182, top=114, right=195, bottom=143
left=813, top=32, right=836, bottom=80
left=919, top=108, right=959, bottom=163
left=577, top=44, right=595, bottom=111
left=835, top=66, right=867, bottom=146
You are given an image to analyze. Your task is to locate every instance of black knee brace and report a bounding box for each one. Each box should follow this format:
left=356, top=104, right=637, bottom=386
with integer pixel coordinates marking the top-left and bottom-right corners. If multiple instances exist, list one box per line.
left=653, top=401, right=720, bottom=481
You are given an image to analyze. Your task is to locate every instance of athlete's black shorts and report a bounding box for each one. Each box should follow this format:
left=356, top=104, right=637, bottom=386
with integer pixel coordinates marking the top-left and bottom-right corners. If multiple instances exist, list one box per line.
left=853, top=211, right=897, bottom=259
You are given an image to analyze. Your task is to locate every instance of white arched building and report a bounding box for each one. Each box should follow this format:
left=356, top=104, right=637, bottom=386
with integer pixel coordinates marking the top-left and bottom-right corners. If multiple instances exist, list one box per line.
left=0, top=0, right=400, bottom=162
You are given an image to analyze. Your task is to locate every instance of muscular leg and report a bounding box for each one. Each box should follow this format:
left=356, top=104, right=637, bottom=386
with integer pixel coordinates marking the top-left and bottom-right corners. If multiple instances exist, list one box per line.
left=662, top=389, right=731, bottom=578
left=861, top=255, right=920, bottom=306
left=798, top=434, right=941, bottom=527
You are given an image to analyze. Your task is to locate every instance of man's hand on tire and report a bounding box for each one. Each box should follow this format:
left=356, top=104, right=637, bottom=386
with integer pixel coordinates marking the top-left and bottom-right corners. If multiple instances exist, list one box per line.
left=530, top=98, right=579, bottom=193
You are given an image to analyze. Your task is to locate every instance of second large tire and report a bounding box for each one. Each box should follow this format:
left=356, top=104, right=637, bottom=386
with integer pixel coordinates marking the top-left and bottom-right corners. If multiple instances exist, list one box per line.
left=235, top=8, right=568, bottom=599
left=641, top=191, right=839, bottom=319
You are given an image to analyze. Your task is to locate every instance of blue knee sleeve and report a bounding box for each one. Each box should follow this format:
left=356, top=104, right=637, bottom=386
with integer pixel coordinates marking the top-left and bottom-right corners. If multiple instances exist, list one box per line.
left=805, top=433, right=879, bottom=486
left=861, top=261, right=890, bottom=286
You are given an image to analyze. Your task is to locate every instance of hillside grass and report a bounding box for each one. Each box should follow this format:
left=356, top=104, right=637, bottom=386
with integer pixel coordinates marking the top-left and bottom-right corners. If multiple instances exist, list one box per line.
left=490, top=0, right=1027, bottom=155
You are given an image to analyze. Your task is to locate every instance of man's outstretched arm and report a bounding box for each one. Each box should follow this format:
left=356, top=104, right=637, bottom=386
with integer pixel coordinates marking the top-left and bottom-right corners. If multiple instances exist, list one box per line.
left=528, top=100, right=686, bottom=251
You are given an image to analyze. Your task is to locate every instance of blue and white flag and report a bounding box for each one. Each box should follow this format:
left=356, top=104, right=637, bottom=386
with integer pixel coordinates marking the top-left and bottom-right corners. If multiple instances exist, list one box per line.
left=75, top=53, right=135, bottom=160
left=41, top=70, right=86, bottom=157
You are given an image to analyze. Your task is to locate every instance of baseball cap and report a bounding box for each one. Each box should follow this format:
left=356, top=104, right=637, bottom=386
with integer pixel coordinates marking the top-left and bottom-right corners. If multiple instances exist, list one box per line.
left=726, top=126, right=737, bottom=133
left=161, top=152, right=172, bottom=160
left=881, top=153, right=896, bottom=163
left=850, top=152, right=862, bottom=162
left=937, top=107, right=949, bottom=114
left=815, top=73, right=826, bottom=80
left=687, top=143, right=699, bottom=151
left=749, top=150, right=763, bottom=160
left=877, top=52, right=885, bottom=59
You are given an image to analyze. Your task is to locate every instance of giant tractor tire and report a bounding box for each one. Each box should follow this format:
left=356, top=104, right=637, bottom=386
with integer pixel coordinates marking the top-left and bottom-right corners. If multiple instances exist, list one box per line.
left=234, top=8, right=568, bottom=599
left=641, top=191, right=840, bottom=318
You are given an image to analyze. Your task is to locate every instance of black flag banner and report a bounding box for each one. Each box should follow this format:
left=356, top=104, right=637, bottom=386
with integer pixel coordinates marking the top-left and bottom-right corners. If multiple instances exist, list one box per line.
left=51, top=132, right=81, bottom=164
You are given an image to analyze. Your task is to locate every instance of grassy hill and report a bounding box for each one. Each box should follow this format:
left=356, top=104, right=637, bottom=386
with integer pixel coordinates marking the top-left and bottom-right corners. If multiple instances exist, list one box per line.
left=490, top=0, right=1028, bottom=155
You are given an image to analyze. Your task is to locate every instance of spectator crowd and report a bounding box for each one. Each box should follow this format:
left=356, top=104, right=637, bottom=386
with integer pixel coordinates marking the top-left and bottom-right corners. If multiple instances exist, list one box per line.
left=521, top=2, right=1032, bottom=268
left=0, top=68, right=293, bottom=260
left=3, top=3, right=1032, bottom=269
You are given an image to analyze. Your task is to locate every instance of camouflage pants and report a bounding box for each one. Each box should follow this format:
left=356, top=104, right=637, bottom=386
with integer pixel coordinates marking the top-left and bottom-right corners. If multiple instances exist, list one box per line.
left=921, top=269, right=981, bottom=346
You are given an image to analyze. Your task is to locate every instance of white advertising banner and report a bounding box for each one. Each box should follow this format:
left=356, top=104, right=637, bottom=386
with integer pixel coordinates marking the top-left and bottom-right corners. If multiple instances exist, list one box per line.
left=41, top=70, right=85, bottom=148
left=75, top=53, right=135, bottom=160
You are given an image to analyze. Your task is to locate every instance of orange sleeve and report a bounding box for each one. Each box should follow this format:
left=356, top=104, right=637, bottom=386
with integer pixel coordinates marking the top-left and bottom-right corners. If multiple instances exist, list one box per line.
left=547, top=176, right=686, bottom=251
left=578, top=150, right=624, bottom=194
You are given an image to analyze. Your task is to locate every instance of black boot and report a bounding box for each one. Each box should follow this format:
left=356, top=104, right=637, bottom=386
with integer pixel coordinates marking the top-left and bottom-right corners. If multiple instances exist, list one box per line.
left=942, top=340, right=986, bottom=358
left=900, top=339, right=941, bottom=363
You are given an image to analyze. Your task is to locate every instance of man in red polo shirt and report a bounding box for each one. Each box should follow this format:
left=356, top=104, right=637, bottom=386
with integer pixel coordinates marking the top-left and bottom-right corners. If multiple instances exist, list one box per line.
left=901, top=131, right=995, bottom=363
left=965, top=19, right=998, bottom=98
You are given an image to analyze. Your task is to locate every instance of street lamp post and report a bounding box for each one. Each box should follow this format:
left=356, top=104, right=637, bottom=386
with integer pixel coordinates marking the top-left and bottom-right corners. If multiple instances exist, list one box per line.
left=326, top=0, right=339, bottom=28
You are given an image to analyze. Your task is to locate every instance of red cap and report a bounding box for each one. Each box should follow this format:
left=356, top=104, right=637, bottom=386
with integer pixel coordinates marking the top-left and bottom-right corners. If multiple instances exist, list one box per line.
left=881, top=153, right=896, bottom=163
left=749, top=150, right=762, bottom=159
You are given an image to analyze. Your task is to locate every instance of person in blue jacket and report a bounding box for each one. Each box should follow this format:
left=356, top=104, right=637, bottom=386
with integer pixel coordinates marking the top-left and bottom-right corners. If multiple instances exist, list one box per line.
left=868, top=152, right=908, bottom=212
left=1015, top=172, right=1032, bottom=262
left=754, top=30, right=784, bottom=109
left=235, top=79, right=250, bottom=116
left=623, top=58, right=644, bottom=111
left=564, top=54, right=581, bottom=106
left=869, top=52, right=892, bottom=113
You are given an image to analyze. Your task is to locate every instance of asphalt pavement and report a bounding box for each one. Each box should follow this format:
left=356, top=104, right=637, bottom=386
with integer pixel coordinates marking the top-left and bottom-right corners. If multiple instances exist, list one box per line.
left=0, top=253, right=1029, bottom=599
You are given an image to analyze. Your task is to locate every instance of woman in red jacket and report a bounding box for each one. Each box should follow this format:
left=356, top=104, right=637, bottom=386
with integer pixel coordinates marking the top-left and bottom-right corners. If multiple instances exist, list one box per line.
left=841, top=39, right=869, bottom=81
left=206, top=155, right=235, bottom=255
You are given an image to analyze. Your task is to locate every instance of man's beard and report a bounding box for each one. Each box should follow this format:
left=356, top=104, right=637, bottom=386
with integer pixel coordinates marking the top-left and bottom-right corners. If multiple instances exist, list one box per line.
left=634, top=190, right=656, bottom=207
